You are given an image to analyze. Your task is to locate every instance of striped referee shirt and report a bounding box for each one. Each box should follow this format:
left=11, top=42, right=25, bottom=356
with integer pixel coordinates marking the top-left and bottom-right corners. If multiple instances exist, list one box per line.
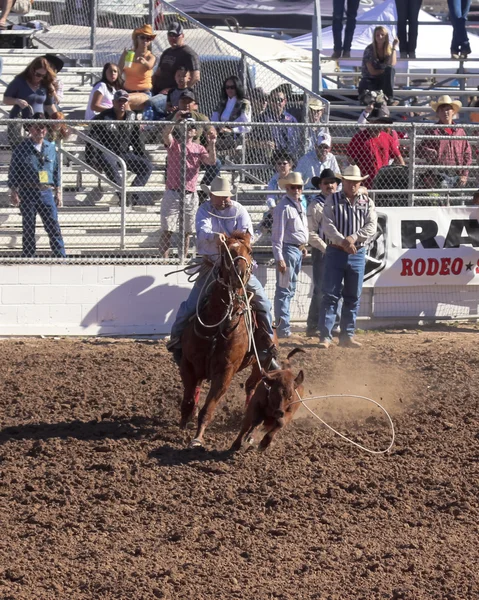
left=306, top=193, right=328, bottom=253
left=322, top=190, right=377, bottom=247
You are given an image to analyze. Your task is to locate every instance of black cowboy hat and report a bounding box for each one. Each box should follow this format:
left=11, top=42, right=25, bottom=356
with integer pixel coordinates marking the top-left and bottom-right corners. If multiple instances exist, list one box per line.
left=311, top=168, right=341, bottom=189
left=43, top=54, right=64, bottom=73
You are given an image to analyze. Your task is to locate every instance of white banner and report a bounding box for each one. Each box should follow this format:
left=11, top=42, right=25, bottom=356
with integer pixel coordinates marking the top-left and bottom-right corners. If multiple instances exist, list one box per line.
left=363, top=206, right=479, bottom=287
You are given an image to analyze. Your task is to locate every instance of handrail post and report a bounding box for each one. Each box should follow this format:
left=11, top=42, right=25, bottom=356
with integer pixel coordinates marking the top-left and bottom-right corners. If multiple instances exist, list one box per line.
left=119, top=160, right=127, bottom=250
left=90, top=0, right=98, bottom=67
left=178, top=120, right=187, bottom=264
left=408, top=124, right=417, bottom=207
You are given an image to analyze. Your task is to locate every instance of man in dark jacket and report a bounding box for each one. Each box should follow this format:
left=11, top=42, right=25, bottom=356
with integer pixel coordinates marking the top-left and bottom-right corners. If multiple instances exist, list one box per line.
left=87, top=90, right=153, bottom=205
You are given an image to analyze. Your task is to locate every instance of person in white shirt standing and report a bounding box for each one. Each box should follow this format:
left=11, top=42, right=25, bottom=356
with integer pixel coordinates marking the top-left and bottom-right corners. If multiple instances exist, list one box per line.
left=296, top=133, right=340, bottom=190
left=272, top=172, right=309, bottom=338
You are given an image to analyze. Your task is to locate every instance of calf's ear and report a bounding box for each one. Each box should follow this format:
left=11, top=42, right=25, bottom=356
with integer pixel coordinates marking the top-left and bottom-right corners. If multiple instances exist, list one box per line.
left=294, top=370, right=304, bottom=388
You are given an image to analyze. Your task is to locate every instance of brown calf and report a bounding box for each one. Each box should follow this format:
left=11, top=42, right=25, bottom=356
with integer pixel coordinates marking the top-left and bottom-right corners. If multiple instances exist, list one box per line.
left=231, top=348, right=305, bottom=452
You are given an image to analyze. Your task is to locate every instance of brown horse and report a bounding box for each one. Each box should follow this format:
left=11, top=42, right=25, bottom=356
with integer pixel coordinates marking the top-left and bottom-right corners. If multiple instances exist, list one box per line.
left=179, top=231, right=272, bottom=448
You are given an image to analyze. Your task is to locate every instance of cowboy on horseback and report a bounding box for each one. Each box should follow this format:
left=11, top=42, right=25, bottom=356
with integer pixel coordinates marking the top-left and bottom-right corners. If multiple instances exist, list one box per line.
left=167, top=175, right=280, bottom=371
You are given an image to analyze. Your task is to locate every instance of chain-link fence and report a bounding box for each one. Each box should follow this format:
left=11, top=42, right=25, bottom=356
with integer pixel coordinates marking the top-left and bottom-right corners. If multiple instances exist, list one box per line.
left=0, top=119, right=478, bottom=262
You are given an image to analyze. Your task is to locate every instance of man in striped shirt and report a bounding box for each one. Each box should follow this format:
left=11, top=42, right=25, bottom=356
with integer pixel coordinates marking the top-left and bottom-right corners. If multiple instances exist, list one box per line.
left=306, top=168, right=340, bottom=337
left=272, top=172, right=309, bottom=338
left=318, top=165, right=378, bottom=349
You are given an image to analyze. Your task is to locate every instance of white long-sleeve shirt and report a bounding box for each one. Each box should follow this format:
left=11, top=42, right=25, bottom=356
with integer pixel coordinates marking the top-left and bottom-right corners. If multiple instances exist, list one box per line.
left=196, top=200, right=253, bottom=258
left=271, top=194, right=309, bottom=262
left=211, top=97, right=251, bottom=134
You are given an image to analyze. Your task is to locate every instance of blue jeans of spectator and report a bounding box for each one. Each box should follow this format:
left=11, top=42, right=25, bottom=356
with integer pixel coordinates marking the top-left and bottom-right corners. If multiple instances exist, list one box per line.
left=274, top=244, right=302, bottom=337
left=358, top=66, right=395, bottom=101
left=395, top=0, right=423, bottom=54
left=149, top=93, right=168, bottom=119
left=319, top=246, right=365, bottom=342
left=19, top=189, right=66, bottom=258
left=171, top=268, right=273, bottom=341
left=97, top=152, right=153, bottom=204
left=333, top=0, right=361, bottom=52
left=448, top=0, right=471, bottom=52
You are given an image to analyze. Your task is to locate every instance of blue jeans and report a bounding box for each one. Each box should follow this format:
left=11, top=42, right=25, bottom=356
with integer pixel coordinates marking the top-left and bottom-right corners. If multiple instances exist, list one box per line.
left=448, top=0, right=471, bottom=52
left=307, top=247, right=342, bottom=332
left=395, top=0, right=423, bottom=54
left=149, top=93, right=168, bottom=119
left=19, top=189, right=66, bottom=257
left=97, top=152, right=153, bottom=204
left=332, top=0, right=361, bottom=52
left=319, top=246, right=365, bottom=342
left=171, top=268, right=273, bottom=341
left=274, top=244, right=302, bottom=337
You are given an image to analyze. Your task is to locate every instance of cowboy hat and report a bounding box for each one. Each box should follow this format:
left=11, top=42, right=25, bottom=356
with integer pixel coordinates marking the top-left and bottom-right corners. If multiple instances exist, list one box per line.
left=132, top=24, right=156, bottom=40
left=430, top=94, right=462, bottom=113
left=278, top=171, right=309, bottom=189
left=309, top=98, right=325, bottom=111
left=337, top=165, right=369, bottom=182
left=311, top=168, right=341, bottom=189
left=201, top=175, right=235, bottom=197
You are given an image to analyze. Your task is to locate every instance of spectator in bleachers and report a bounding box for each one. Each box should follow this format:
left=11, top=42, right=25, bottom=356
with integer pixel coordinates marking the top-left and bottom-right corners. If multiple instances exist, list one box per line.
left=211, top=75, right=251, bottom=157
left=331, top=0, right=360, bottom=59
left=296, top=132, right=340, bottom=190
left=266, top=151, right=295, bottom=209
left=166, top=66, right=193, bottom=115
left=258, top=86, right=301, bottom=162
left=159, top=112, right=217, bottom=258
left=86, top=90, right=153, bottom=206
left=395, top=0, right=423, bottom=59
left=250, top=87, right=268, bottom=121
left=150, top=22, right=200, bottom=119
left=318, top=165, right=377, bottom=349
left=448, top=0, right=472, bottom=58
left=4, top=56, right=58, bottom=118
left=85, top=62, right=121, bottom=120
left=358, top=26, right=398, bottom=103
left=306, top=168, right=340, bottom=337
left=8, top=113, right=66, bottom=258
left=272, top=171, right=309, bottom=338
left=0, top=0, right=31, bottom=29
left=43, top=54, right=64, bottom=107
left=347, top=107, right=405, bottom=187
left=119, top=24, right=157, bottom=111
left=46, top=112, right=70, bottom=143
left=419, top=95, right=472, bottom=188
left=306, top=98, right=328, bottom=152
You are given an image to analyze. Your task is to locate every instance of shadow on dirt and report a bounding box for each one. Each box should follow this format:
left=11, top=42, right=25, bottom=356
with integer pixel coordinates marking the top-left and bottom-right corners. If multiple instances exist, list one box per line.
left=148, top=444, right=236, bottom=467
left=0, top=416, right=164, bottom=445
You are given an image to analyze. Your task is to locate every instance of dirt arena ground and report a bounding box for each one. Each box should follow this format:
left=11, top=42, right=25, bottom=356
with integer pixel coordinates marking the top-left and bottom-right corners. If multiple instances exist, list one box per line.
left=0, top=326, right=478, bottom=600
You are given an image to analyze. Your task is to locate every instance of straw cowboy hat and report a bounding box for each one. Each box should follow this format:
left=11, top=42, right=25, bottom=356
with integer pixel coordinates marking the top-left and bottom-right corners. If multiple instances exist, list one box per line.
left=132, top=24, right=156, bottom=41
left=430, top=95, right=462, bottom=114
left=278, top=171, right=309, bottom=189
left=201, top=175, right=235, bottom=197
left=338, top=165, right=369, bottom=182
left=309, top=98, right=325, bottom=111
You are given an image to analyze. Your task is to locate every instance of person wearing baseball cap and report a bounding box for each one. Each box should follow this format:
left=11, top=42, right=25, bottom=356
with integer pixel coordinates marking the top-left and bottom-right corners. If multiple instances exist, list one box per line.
left=318, top=165, right=377, bottom=349
left=296, top=131, right=340, bottom=189
left=86, top=88, right=153, bottom=206
left=418, top=94, right=471, bottom=188
left=305, top=168, right=341, bottom=337
left=150, top=20, right=200, bottom=118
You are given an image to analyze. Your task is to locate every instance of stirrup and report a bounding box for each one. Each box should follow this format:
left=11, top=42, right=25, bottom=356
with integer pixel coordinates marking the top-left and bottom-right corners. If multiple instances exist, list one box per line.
left=166, top=336, right=181, bottom=351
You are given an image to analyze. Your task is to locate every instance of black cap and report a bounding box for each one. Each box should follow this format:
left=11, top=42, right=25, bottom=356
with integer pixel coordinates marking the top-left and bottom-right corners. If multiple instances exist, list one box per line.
left=311, top=168, right=341, bottom=189
left=179, top=90, right=196, bottom=102
left=43, top=53, right=64, bottom=73
left=168, top=21, right=184, bottom=35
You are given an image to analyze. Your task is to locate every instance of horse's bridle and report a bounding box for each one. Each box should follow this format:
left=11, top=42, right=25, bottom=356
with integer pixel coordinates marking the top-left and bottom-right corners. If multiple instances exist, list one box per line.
left=219, top=242, right=253, bottom=289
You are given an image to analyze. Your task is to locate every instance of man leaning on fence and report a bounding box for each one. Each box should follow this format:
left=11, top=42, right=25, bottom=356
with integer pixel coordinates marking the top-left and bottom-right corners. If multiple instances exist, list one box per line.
left=86, top=90, right=153, bottom=206
left=318, top=165, right=377, bottom=349
left=9, top=113, right=66, bottom=258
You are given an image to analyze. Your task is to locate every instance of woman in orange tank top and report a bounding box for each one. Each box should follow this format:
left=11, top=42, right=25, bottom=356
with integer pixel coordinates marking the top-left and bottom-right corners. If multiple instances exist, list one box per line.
left=119, top=24, right=157, bottom=111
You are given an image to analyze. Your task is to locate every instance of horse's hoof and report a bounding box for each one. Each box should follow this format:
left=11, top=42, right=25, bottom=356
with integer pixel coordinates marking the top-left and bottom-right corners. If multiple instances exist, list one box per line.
left=189, top=438, right=203, bottom=449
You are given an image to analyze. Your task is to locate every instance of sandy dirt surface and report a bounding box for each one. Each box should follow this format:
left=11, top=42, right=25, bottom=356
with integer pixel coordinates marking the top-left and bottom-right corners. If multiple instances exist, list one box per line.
left=0, top=326, right=478, bottom=600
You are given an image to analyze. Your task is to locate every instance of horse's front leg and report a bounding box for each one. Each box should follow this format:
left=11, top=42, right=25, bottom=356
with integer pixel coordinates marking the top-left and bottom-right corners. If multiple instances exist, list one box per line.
left=190, top=368, right=234, bottom=448
left=179, top=362, right=203, bottom=429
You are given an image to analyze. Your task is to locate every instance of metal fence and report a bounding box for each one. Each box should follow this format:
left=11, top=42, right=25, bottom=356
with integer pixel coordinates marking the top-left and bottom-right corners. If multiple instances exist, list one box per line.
left=0, top=119, right=478, bottom=263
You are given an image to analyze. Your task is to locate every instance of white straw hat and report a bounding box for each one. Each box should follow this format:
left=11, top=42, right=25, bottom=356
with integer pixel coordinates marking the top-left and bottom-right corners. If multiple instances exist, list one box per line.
left=278, top=171, right=309, bottom=189
left=430, top=94, right=462, bottom=114
left=201, top=175, right=234, bottom=197
left=337, top=165, right=369, bottom=182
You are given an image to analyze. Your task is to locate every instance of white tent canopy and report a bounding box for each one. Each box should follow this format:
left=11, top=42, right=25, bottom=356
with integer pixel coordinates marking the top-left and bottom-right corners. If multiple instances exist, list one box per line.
left=288, top=0, right=479, bottom=70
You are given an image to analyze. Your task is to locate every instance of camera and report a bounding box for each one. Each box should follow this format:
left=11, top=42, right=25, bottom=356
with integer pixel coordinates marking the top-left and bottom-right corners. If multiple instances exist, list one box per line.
left=360, top=89, right=388, bottom=107
left=182, top=111, right=192, bottom=119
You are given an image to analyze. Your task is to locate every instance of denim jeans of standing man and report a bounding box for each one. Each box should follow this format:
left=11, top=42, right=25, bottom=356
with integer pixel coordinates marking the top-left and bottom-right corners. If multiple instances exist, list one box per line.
left=332, top=0, right=361, bottom=54
left=19, top=189, right=66, bottom=257
left=448, top=0, right=472, bottom=54
left=318, top=246, right=365, bottom=343
left=395, top=0, right=423, bottom=55
left=274, top=244, right=302, bottom=338
left=307, top=247, right=342, bottom=335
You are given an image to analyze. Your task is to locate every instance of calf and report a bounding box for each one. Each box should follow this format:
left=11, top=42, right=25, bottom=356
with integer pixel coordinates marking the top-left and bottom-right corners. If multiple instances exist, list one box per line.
left=231, top=349, right=305, bottom=452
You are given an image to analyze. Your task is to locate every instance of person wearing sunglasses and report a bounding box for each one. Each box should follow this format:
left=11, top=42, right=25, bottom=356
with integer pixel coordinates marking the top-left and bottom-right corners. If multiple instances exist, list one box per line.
left=4, top=56, right=58, bottom=147
left=296, top=132, right=340, bottom=190
left=8, top=112, right=65, bottom=258
left=271, top=171, right=309, bottom=339
left=210, top=75, right=251, bottom=156
left=119, top=24, right=157, bottom=111
left=149, top=21, right=200, bottom=119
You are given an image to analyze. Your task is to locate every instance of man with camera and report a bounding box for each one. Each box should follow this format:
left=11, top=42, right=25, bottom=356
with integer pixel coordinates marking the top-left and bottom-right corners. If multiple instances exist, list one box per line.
left=159, top=108, right=217, bottom=258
